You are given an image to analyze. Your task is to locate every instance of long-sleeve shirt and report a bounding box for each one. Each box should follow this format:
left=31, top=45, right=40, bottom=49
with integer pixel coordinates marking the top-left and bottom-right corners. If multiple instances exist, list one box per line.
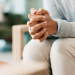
left=43, top=0, right=75, bottom=37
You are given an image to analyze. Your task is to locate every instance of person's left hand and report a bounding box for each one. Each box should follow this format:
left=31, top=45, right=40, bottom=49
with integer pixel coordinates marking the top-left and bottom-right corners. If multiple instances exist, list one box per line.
left=28, top=8, right=58, bottom=42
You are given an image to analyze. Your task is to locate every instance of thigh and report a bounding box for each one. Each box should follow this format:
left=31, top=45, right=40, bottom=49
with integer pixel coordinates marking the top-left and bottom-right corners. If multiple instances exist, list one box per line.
left=23, top=39, right=55, bottom=62
left=54, top=38, right=75, bottom=57
left=51, top=38, right=75, bottom=75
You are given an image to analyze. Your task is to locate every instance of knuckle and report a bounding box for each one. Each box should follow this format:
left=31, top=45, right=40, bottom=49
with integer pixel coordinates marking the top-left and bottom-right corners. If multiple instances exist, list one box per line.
left=33, top=36, right=36, bottom=39
left=30, top=8, right=33, bottom=11
left=29, top=32, right=32, bottom=35
left=44, top=36, right=46, bottom=39
left=40, top=31, right=43, bottom=35
left=29, top=30, right=31, bottom=34
left=27, top=21, right=31, bottom=26
left=44, top=34, right=46, bottom=39
left=33, top=35, right=37, bottom=39
left=40, top=33, right=42, bottom=36
left=31, top=35, right=34, bottom=39
left=39, top=32, right=43, bottom=36
left=30, top=30, right=36, bottom=35
left=27, top=21, right=29, bottom=25
left=40, top=23, right=43, bottom=27
left=30, top=31, right=33, bottom=35
left=39, top=8, right=43, bottom=12
left=41, top=39, right=44, bottom=42
left=45, top=10, right=49, bottom=14
left=29, top=28, right=32, bottom=34
left=29, top=27, right=30, bottom=31
left=28, top=14, right=31, bottom=18
left=28, top=22, right=31, bottom=25
left=40, top=40, right=42, bottom=42
left=31, top=18, right=34, bottom=21
left=32, top=27, right=35, bottom=30
left=39, top=17, right=43, bottom=20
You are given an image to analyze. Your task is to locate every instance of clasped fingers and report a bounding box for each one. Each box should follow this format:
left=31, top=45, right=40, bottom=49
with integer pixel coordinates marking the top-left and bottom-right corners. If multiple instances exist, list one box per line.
left=27, top=21, right=38, bottom=27
left=27, top=21, right=47, bottom=35
left=30, top=16, right=46, bottom=22
left=31, top=28, right=46, bottom=39
left=31, top=21, right=47, bottom=31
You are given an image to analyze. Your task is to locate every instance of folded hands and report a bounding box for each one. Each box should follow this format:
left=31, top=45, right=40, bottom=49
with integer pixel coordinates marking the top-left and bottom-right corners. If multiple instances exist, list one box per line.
left=27, top=8, right=58, bottom=42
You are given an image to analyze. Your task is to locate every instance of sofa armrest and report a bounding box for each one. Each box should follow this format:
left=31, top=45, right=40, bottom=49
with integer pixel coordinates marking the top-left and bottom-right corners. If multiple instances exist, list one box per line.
left=12, top=25, right=29, bottom=62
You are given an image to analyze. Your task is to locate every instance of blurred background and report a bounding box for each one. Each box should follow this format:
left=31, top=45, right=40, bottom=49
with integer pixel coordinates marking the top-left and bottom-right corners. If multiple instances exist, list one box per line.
left=0, top=0, right=43, bottom=63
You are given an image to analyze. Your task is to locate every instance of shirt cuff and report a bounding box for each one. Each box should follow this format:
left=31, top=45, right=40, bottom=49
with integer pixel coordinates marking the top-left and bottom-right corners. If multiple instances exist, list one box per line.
left=53, top=19, right=61, bottom=35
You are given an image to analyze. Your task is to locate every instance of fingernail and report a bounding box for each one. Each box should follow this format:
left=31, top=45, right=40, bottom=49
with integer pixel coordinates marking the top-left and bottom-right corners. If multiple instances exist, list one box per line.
left=45, top=32, right=48, bottom=36
left=31, top=27, right=33, bottom=30
left=32, top=11, right=34, bottom=14
left=30, top=18, right=33, bottom=21
left=27, top=22, right=29, bottom=25
left=44, top=28, right=46, bottom=32
left=44, top=21, right=47, bottom=25
left=43, top=16, right=46, bottom=19
left=27, top=22, right=28, bottom=26
left=31, top=35, right=34, bottom=38
left=32, top=10, right=36, bottom=14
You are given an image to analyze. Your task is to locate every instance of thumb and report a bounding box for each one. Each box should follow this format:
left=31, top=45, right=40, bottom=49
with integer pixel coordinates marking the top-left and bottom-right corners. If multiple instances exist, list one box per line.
left=30, top=8, right=37, bottom=14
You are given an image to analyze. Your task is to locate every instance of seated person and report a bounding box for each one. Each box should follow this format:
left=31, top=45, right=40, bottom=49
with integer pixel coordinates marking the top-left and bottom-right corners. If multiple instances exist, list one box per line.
left=23, top=0, right=75, bottom=75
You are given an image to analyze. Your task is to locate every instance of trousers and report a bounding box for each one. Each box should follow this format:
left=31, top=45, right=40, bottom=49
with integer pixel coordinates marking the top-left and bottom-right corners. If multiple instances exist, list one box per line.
left=23, top=38, right=75, bottom=75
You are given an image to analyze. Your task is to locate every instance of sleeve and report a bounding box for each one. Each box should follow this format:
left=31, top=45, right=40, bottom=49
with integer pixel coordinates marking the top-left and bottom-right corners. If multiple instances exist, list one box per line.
left=55, top=20, right=75, bottom=37
left=43, top=0, right=75, bottom=37
left=43, top=0, right=64, bottom=19
left=52, top=19, right=61, bottom=35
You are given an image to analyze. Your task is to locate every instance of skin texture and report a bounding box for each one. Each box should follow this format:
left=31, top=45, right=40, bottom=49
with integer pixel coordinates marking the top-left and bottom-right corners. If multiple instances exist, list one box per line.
left=27, top=8, right=58, bottom=42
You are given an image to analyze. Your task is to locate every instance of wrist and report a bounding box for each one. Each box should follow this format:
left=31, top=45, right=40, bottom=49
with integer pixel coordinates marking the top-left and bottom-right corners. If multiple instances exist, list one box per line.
left=52, top=20, right=58, bottom=34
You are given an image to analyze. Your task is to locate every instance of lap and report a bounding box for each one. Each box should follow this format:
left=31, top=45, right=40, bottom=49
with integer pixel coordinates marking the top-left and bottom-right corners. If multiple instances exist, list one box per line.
left=54, top=38, right=75, bottom=45
left=23, top=38, right=75, bottom=55
left=51, top=38, right=75, bottom=54
left=51, top=38, right=75, bottom=75
left=23, top=38, right=75, bottom=61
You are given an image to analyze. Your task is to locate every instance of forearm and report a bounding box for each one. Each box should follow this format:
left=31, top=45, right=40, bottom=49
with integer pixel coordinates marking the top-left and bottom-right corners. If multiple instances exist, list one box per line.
left=53, top=19, right=75, bottom=37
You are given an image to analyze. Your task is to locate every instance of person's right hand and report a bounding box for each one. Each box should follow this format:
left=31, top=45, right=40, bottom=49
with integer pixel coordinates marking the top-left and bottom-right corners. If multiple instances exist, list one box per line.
left=27, top=8, right=57, bottom=42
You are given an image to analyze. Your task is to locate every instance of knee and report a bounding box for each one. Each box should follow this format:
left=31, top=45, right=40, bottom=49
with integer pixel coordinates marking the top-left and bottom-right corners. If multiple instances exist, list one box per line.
left=23, top=39, right=51, bottom=62
left=50, top=39, right=67, bottom=59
